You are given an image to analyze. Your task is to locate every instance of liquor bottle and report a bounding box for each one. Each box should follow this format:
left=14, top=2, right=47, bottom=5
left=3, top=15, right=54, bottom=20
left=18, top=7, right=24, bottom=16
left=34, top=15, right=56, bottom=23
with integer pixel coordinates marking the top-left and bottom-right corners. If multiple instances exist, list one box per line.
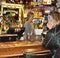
left=14, top=0, right=19, bottom=4
left=6, top=0, right=11, bottom=3
left=26, top=0, right=28, bottom=5
left=20, top=0, right=23, bottom=4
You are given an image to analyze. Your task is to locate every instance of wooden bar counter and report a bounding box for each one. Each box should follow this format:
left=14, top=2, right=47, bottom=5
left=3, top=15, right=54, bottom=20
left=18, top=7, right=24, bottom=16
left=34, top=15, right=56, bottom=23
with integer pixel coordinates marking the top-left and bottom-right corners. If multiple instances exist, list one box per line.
left=0, top=41, right=50, bottom=58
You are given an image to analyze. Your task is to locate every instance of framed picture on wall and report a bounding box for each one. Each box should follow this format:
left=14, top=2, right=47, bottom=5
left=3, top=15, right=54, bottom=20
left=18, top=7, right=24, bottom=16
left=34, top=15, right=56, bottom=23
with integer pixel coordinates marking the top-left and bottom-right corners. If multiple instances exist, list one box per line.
left=1, top=3, right=24, bottom=28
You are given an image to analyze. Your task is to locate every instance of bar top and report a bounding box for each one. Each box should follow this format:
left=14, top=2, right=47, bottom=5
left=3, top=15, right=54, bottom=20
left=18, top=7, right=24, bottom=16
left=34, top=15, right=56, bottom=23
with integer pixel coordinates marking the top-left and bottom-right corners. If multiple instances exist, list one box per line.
left=0, top=41, right=41, bottom=48
left=0, top=41, right=50, bottom=57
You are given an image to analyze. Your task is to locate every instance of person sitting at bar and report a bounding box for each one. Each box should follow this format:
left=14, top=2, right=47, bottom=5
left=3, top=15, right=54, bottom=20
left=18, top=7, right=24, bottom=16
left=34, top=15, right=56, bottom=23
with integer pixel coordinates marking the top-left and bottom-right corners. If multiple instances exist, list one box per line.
left=24, top=12, right=35, bottom=41
left=43, top=12, right=60, bottom=58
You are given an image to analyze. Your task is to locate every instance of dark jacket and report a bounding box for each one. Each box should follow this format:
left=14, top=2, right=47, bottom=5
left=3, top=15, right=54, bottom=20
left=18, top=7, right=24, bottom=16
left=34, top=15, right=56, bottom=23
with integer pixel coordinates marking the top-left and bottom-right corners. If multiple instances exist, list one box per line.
left=43, top=24, right=60, bottom=58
